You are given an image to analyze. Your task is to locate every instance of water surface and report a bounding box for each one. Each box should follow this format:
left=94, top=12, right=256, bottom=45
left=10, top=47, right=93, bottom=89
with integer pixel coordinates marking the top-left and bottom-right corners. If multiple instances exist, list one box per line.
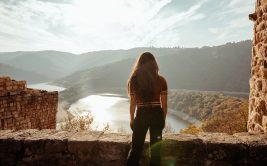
left=68, top=94, right=189, bottom=133
left=28, top=83, right=66, bottom=92
left=29, top=83, right=190, bottom=133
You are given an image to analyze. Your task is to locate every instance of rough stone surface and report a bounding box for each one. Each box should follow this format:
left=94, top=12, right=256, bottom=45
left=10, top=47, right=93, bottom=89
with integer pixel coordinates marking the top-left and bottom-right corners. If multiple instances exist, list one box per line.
left=0, top=130, right=267, bottom=166
left=0, top=77, right=58, bottom=130
left=249, top=0, right=267, bottom=133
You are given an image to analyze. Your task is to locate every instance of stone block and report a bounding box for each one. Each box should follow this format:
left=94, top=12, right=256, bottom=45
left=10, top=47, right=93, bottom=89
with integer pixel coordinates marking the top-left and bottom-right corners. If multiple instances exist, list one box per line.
left=262, top=115, right=267, bottom=132
left=261, top=0, right=267, bottom=6
left=256, top=80, right=263, bottom=91
left=256, top=22, right=265, bottom=32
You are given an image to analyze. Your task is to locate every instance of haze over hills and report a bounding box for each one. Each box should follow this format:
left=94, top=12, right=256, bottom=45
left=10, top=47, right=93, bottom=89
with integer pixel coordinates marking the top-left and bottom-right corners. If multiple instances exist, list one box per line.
left=0, top=51, right=79, bottom=80
left=0, top=63, right=49, bottom=83
left=52, top=40, right=252, bottom=102
left=0, top=48, right=182, bottom=82
left=0, top=40, right=252, bottom=95
left=77, top=47, right=178, bottom=71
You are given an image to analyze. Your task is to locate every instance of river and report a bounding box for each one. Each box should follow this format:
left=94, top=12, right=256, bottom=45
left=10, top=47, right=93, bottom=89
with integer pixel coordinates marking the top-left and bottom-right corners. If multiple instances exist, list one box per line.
left=68, top=93, right=190, bottom=133
left=28, top=83, right=66, bottom=92
left=28, top=83, right=191, bottom=133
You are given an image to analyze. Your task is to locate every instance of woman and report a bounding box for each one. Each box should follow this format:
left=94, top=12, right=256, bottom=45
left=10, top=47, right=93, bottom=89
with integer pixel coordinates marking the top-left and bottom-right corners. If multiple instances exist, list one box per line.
left=127, top=52, right=168, bottom=166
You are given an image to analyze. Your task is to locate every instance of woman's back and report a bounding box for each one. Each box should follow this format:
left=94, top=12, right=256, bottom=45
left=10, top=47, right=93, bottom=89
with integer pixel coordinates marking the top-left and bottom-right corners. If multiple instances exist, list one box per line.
left=128, top=75, right=167, bottom=107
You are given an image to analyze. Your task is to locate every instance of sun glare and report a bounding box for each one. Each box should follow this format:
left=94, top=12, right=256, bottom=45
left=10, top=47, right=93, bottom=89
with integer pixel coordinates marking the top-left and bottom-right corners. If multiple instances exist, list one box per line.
left=68, top=94, right=128, bottom=130
left=70, top=0, right=128, bottom=29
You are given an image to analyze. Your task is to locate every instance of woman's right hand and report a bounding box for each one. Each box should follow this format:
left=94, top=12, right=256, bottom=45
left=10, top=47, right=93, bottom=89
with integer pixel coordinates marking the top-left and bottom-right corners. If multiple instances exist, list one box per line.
left=162, top=113, right=166, bottom=129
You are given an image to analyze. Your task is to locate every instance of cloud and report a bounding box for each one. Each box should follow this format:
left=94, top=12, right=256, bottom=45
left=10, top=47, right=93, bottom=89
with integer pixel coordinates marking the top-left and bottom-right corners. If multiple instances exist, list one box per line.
left=0, top=0, right=79, bottom=51
left=218, top=0, right=254, bottom=15
left=209, top=17, right=251, bottom=36
left=37, top=0, right=74, bottom=4
left=0, top=0, right=254, bottom=53
left=1, top=0, right=74, bottom=5
left=205, top=0, right=254, bottom=45
left=133, top=0, right=207, bottom=47
left=228, top=0, right=253, bottom=8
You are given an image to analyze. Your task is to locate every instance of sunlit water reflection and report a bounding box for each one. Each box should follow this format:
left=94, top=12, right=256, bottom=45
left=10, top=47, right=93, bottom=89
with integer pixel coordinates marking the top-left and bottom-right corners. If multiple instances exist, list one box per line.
left=28, top=83, right=66, bottom=92
left=68, top=94, right=189, bottom=133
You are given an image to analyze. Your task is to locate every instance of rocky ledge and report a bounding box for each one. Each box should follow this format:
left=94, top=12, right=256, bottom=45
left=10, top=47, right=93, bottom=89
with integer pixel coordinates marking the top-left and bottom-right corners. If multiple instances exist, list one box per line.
left=0, top=130, right=267, bottom=166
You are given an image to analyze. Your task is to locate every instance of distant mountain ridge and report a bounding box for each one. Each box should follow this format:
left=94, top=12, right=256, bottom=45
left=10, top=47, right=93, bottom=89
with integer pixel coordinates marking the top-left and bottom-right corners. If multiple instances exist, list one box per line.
left=0, top=47, right=181, bottom=82
left=0, top=51, right=79, bottom=80
left=0, top=63, right=49, bottom=83
left=51, top=40, right=252, bottom=102
left=0, top=40, right=252, bottom=94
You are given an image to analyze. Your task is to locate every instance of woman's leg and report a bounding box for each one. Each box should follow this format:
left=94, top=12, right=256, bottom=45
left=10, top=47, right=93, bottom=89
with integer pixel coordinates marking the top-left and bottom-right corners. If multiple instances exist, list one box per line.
left=127, top=111, right=149, bottom=166
left=149, top=108, right=164, bottom=166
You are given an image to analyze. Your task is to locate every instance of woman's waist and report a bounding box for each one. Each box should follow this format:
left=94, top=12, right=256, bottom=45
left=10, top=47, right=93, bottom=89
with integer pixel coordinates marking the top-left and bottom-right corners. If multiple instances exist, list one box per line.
left=136, top=105, right=162, bottom=117
left=136, top=104, right=162, bottom=110
left=136, top=100, right=161, bottom=105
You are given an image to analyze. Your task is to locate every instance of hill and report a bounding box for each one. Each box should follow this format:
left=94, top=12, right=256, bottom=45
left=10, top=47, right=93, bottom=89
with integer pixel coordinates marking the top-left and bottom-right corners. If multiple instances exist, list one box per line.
left=0, top=51, right=80, bottom=80
left=0, top=48, right=178, bottom=82
left=172, top=90, right=249, bottom=134
left=0, top=63, right=50, bottom=83
left=0, top=40, right=252, bottom=89
left=0, top=40, right=252, bottom=86
left=54, top=40, right=252, bottom=102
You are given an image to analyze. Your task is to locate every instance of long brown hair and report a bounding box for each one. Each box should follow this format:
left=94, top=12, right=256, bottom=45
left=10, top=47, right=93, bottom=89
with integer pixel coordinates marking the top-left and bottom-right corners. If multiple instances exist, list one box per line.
left=128, top=52, right=159, bottom=102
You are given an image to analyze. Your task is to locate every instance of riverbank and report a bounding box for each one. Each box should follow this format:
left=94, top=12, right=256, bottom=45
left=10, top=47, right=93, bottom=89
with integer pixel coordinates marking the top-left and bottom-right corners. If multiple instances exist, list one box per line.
left=32, top=83, right=254, bottom=132
left=58, top=94, right=190, bottom=133
left=168, top=108, right=201, bottom=126
left=29, top=84, right=200, bottom=130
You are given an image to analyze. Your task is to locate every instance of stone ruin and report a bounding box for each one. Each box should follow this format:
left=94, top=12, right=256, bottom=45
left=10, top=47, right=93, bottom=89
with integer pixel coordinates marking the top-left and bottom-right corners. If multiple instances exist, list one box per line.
left=0, top=76, right=58, bottom=130
left=248, top=0, right=267, bottom=132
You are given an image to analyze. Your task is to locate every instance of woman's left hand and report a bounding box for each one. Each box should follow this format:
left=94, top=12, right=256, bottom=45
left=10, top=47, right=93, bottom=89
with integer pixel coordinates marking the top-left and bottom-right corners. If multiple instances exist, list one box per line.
left=130, top=119, right=134, bottom=130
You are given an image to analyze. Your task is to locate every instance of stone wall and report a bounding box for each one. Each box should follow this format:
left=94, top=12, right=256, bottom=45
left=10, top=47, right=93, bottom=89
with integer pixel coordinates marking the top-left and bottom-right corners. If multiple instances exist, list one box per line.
left=248, top=0, right=267, bottom=132
left=0, top=76, right=58, bottom=130
left=0, top=130, right=267, bottom=166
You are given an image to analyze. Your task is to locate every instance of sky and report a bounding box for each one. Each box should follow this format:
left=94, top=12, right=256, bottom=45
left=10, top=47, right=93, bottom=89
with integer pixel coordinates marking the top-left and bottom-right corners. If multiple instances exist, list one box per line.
left=0, top=0, right=255, bottom=54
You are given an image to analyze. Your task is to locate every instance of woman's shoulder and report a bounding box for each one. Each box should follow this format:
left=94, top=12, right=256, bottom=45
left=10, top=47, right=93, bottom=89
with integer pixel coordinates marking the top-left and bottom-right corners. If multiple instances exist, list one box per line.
left=158, top=75, right=167, bottom=83
left=158, top=74, right=168, bottom=93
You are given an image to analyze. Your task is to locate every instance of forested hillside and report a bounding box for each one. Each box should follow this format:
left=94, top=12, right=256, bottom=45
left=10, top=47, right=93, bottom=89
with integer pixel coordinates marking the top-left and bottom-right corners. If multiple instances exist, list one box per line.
left=55, top=40, right=252, bottom=103
left=169, top=90, right=249, bottom=134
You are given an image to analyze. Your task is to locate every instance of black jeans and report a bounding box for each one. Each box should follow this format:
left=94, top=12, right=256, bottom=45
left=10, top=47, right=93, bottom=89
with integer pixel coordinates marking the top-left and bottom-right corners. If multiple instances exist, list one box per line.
left=127, top=106, right=165, bottom=166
